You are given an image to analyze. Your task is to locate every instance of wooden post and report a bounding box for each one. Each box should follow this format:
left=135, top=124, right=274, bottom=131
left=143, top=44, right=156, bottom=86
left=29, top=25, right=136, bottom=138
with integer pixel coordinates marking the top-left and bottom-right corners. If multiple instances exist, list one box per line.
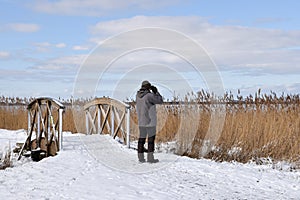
left=97, top=105, right=101, bottom=134
left=27, top=110, right=31, bottom=133
left=47, top=103, right=51, bottom=141
left=111, top=106, right=114, bottom=136
left=37, top=107, right=40, bottom=147
left=85, top=110, right=89, bottom=135
left=126, top=107, right=130, bottom=148
left=59, top=108, right=63, bottom=151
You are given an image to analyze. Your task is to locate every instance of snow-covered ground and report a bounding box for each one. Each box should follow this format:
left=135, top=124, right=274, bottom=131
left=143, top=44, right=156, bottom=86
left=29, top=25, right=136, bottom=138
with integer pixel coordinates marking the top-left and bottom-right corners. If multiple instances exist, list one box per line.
left=0, top=129, right=299, bottom=200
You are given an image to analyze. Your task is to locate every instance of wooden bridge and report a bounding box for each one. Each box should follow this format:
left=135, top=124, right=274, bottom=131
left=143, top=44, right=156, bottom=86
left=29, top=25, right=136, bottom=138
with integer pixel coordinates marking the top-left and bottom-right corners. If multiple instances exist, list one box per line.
left=18, top=97, right=64, bottom=161
left=84, top=97, right=131, bottom=147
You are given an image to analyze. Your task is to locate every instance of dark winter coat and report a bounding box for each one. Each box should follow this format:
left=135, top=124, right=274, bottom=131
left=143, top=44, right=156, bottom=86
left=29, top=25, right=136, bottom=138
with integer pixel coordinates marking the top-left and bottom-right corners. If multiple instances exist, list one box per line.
left=136, top=88, right=163, bottom=127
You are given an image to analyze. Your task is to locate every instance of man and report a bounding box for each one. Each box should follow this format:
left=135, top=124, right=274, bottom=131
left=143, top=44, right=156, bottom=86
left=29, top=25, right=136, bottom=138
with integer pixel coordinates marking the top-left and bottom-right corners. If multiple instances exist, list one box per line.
left=136, top=80, right=163, bottom=163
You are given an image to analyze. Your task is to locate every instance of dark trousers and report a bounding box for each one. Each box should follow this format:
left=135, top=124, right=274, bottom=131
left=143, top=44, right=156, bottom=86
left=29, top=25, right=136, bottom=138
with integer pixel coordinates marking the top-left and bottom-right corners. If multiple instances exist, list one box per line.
left=138, top=126, right=156, bottom=153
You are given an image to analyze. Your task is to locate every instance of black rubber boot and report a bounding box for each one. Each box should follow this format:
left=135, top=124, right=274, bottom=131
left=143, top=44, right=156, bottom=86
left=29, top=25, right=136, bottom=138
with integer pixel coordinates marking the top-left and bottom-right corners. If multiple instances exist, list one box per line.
left=138, top=138, right=146, bottom=163
left=138, top=153, right=146, bottom=163
left=147, top=152, right=159, bottom=163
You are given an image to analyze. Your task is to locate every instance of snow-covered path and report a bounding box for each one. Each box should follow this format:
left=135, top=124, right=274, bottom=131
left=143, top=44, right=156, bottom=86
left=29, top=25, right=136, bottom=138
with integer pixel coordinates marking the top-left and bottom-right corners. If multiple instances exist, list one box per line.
left=0, top=132, right=299, bottom=200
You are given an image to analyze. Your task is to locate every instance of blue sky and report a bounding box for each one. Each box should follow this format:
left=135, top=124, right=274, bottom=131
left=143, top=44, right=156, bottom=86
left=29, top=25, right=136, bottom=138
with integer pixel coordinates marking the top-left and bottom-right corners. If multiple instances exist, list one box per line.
left=0, top=0, right=299, bottom=100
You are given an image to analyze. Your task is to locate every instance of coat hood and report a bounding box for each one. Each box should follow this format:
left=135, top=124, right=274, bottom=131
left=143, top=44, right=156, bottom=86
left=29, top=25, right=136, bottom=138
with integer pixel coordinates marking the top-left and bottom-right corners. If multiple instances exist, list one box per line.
left=137, top=88, right=150, bottom=98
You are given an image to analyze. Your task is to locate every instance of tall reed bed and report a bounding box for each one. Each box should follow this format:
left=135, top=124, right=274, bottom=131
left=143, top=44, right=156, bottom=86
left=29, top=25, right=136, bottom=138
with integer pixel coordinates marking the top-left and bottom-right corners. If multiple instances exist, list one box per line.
left=151, top=90, right=300, bottom=165
left=0, top=92, right=299, bottom=165
left=0, top=105, right=27, bottom=130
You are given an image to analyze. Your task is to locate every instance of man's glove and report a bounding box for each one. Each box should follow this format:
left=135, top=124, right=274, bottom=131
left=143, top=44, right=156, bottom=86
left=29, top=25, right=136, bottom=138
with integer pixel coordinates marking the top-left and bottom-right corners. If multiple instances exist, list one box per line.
left=150, top=86, right=158, bottom=94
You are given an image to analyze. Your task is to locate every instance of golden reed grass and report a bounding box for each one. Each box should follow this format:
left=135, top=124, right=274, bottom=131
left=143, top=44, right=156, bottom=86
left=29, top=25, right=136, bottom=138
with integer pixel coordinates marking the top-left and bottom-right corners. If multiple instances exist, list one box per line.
left=0, top=92, right=299, bottom=165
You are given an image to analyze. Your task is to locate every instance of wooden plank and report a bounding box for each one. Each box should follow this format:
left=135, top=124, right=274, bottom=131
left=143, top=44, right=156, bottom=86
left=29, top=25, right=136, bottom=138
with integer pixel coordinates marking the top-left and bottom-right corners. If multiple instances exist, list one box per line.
left=97, top=105, right=101, bottom=134
left=110, top=106, right=114, bottom=136
left=84, top=97, right=130, bottom=111
left=87, top=111, right=97, bottom=134
left=126, top=108, right=130, bottom=147
left=37, top=102, right=47, bottom=148
left=27, top=97, right=65, bottom=110
left=43, top=107, right=49, bottom=145
left=100, top=105, right=111, bottom=134
left=92, top=108, right=98, bottom=132
left=113, top=109, right=125, bottom=140
left=112, top=108, right=123, bottom=135
left=55, top=115, right=59, bottom=130
left=46, top=103, right=58, bottom=145
left=114, top=108, right=125, bottom=134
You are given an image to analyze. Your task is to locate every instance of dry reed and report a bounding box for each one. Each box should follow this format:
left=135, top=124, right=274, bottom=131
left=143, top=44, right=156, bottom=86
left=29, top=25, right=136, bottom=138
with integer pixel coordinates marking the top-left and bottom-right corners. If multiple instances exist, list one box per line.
left=0, top=92, right=299, bottom=166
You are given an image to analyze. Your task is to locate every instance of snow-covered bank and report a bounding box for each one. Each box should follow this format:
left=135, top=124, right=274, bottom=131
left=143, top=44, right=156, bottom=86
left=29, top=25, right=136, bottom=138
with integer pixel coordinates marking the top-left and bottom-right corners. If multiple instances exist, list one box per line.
left=0, top=129, right=27, bottom=168
left=0, top=129, right=27, bottom=151
left=0, top=130, right=299, bottom=199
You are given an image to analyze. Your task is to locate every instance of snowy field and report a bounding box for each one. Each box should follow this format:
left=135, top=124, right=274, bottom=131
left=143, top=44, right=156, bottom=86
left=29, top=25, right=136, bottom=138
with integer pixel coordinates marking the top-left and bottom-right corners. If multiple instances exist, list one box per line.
left=0, top=129, right=299, bottom=200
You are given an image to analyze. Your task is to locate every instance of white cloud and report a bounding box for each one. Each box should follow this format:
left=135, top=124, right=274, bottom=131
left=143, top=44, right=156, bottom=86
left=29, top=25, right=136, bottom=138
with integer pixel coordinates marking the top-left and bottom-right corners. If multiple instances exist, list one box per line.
left=55, top=43, right=66, bottom=48
left=88, top=16, right=300, bottom=75
left=0, top=51, right=10, bottom=59
left=34, top=42, right=51, bottom=47
left=253, top=17, right=287, bottom=25
left=72, top=45, right=90, bottom=51
left=7, top=23, right=40, bottom=32
left=30, top=0, right=181, bottom=16
left=31, top=42, right=50, bottom=53
left=30, top=55, right=86, bottom=71
left=90, top=16, right=207, bottom=37
left=32, top=42, right=67, bottom=52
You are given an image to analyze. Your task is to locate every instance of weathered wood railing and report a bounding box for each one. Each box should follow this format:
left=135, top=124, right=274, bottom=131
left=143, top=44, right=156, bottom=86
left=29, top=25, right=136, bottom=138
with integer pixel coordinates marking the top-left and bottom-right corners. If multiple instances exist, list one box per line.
left=84, top=97, right=131, bottom=148
left=18, top=97, right=65, bottom=161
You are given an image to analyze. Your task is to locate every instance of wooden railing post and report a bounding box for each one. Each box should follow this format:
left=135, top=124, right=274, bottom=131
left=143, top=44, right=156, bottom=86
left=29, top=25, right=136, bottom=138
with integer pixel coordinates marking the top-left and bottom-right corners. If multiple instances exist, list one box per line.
left=110, top=106, right=114, bottom=136
left=37, top=107, right=40, bottom=147
left=58, top=108, right=63, bottom=151
left=126, top=107, right=130, bottom=148
left=85, top=109, right=89, bottom=134
left=97, top=105, right=101, bottom=134
left=47, top=103, right=51, bottom=140
left=27, top=110, right=31, bottom=133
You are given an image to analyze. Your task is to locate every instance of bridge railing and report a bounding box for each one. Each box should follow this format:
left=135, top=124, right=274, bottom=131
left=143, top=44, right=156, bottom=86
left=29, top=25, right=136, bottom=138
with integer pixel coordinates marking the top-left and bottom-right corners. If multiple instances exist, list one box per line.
left=84, top=97, right=131, bottom=148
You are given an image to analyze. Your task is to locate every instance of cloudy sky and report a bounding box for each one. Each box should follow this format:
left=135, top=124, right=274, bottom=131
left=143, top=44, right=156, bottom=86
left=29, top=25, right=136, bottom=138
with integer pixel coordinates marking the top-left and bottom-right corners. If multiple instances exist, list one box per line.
left=0, top=0, right=299, bottom=100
